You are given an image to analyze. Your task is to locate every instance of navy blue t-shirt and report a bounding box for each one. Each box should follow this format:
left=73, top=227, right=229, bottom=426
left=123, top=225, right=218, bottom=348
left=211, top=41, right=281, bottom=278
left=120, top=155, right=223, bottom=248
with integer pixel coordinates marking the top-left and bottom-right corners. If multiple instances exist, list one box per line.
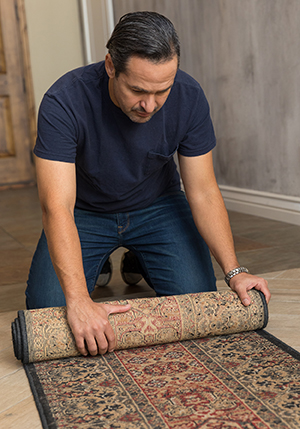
left=34, top=61, right=216, bottom=213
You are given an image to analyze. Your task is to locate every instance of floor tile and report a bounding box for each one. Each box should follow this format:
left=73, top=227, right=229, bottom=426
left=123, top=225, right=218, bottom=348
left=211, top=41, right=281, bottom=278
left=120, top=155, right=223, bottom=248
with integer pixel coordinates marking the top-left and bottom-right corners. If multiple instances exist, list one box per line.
left=268, top=298, right=300, bottom=315
left=4, top=231, right=41, bottom=249
left=0, top=265, right=31, bottom=286
left=0, top=347, right=23, bottom=379
left=0, top=248, right=33, bottom=268
left=241, top=226, right=300, bottom=249
left=228, top=211, right=297, bottom=236
left=256, top=271, right=287, bottom=279
left=265, top=279, right=300, bottom=293
left=0, top=369, right=32, bottom=414
left=235, top=246, right=300, bottom=274
left=275, top=268, right=300, bottom=280
left=0, top=311, right=18, bottom=351
left=0, top=228, right=23, bottom=251
left=0, top=396, right=42, bottom=429
left=233, top=235, right=270, bottom=252
left=0, top=283, right=27, bottom=313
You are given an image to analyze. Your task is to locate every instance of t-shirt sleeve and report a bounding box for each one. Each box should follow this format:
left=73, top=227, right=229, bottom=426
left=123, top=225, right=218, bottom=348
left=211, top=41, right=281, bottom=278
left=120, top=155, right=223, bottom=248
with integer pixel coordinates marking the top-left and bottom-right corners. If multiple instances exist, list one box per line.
left=33, top=94, right=78, bottom=163
left=177, top=87, right=216, bottom=157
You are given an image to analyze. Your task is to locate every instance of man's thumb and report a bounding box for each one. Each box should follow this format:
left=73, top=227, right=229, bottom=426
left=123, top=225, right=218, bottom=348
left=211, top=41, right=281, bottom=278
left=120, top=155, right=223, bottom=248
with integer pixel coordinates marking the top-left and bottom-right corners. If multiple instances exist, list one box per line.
left=106, top=303, right=131, bottom=315
left=241, top=294, right=252, bottom=307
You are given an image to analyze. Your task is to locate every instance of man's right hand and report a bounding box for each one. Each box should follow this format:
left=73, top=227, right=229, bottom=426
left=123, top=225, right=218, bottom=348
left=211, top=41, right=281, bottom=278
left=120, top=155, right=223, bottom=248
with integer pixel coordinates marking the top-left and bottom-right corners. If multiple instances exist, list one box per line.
left=66, top=297, right=131, bottom=356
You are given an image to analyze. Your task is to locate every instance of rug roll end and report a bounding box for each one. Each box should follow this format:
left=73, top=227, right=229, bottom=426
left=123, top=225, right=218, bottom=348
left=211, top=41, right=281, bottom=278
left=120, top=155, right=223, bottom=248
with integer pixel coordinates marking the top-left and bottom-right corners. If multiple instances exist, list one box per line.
left=11, top=310, right=30, bottom=364
left=11, top=317, right=22, bottom=361
left=257, top=290, right=269, bottom=330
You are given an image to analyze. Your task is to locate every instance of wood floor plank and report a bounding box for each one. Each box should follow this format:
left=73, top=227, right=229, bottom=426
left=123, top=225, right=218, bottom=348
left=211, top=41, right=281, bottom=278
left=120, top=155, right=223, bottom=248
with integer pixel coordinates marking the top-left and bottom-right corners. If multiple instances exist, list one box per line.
left=0, top=346, right=22, bottom=379
left=0, top=369, right=32, bottom=414
left=0, top=396, right=41, bottom=429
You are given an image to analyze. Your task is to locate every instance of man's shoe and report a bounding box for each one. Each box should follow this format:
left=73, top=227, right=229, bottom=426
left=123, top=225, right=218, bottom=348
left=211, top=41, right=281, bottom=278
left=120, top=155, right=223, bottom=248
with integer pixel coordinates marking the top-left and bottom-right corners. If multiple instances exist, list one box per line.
left=96, top=257, right=112, bottom=287
left=120, top=251, right=143, bottom=285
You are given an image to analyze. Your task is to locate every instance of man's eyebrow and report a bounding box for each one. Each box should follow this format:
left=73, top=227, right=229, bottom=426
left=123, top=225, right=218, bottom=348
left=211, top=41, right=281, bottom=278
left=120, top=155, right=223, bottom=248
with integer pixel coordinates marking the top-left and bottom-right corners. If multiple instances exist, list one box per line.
left=130, top=85, right=173, bottom=94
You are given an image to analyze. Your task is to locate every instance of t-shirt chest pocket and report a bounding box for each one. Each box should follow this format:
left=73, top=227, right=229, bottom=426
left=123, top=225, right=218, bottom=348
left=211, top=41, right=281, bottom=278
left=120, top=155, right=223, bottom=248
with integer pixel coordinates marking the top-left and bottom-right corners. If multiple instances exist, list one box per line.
left=144, top=147, right=178, bottom=176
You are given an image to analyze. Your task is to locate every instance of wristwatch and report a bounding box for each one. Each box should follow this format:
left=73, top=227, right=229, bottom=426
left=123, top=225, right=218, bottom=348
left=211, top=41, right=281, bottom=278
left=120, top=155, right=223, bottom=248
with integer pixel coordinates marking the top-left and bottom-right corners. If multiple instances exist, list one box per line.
left=225, top=266, right=249, bottom=286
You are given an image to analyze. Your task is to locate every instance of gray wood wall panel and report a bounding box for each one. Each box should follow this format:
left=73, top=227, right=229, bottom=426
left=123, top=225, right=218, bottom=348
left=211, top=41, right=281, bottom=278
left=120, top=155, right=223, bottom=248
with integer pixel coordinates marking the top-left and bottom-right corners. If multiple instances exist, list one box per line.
left=112, top=0, right=300, bottom=197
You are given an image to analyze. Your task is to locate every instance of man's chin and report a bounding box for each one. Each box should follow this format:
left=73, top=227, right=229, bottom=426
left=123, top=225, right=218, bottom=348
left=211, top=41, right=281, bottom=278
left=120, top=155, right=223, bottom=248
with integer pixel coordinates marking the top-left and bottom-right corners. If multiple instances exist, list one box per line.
left=127, top=111, right=155, bottom=123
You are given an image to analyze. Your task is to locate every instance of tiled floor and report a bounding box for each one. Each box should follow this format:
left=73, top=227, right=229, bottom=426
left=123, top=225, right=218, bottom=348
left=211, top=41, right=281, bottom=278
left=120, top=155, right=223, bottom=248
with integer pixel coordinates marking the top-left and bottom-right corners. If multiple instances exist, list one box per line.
left=0, top=186, right=300, bottom=428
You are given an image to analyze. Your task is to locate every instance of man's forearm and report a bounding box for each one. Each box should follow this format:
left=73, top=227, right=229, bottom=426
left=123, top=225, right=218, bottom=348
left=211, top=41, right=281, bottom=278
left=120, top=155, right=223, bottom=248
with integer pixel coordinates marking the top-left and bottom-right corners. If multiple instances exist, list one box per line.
left=186, top=187, right=239, bottom=275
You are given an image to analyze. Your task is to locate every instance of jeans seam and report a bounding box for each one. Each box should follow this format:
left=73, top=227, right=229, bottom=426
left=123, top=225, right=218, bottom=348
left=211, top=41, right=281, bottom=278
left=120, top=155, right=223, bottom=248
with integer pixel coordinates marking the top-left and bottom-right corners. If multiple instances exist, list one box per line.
left=117, top=213, right=130, bottom=235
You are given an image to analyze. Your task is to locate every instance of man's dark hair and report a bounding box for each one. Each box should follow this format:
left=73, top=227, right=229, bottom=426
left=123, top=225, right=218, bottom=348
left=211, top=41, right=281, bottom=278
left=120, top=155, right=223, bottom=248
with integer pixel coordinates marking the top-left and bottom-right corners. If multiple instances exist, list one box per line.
left=106, top=11, right=180, bottom=76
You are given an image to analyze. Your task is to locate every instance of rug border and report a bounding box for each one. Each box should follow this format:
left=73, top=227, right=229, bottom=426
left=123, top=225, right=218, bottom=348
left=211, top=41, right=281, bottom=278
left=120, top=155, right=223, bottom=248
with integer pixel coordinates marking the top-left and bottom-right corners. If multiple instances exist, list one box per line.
left=24, top=363, right=57, bottom=429
left=257, top=329, right=300, bottom=361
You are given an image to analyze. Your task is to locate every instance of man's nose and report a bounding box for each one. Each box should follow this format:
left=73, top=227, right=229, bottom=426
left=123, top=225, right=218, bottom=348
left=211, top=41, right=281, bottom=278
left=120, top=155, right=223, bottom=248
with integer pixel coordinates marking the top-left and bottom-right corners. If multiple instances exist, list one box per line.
left=140, top=94, right=156, bottom=113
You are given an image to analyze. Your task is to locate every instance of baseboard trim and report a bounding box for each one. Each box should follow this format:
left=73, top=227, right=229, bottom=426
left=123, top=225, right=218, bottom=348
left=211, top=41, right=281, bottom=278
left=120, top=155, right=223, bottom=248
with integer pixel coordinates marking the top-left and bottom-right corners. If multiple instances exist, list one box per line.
left=219, top=185, right=300, bottom=226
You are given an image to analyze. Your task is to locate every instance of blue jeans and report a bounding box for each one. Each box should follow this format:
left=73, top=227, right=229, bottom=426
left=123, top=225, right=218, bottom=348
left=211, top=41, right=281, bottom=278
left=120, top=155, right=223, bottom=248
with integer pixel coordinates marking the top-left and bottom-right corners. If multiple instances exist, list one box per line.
left=26, top=191, right=216, bottom=308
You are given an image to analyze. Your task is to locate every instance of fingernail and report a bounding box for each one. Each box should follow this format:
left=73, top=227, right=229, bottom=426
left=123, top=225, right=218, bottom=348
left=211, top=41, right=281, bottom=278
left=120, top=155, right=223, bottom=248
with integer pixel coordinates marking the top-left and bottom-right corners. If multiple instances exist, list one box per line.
left=242, top=298, right=251, bottom=306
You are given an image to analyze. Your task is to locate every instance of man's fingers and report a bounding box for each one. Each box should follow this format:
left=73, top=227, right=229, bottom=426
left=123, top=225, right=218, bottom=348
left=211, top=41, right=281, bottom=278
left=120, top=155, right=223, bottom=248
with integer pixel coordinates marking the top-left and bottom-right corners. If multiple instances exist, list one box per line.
left=230, top=273, right=271, bottom=307
left=105, top=303, right=131, bottom=316
left=264, top=288, right=271, bottom=304
left=97, top=324, right=116, bottom=354
left=85, top=335, right=100, bottom=356
left=75, top=317, right=117, bottom=356
left=82, top=325, right=116, bottom=356
left=75, top=336, right=89, bottom=357
left=253, top=281, right=271, bottom=304
left=95, top=304, right=131, bottom=353
left=94, top=305, right=128, bottom=353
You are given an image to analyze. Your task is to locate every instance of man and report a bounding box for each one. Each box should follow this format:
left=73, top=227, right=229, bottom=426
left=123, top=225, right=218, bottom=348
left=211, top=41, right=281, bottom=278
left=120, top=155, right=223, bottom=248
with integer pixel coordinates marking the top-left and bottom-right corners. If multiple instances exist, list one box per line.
left=26, top=11, right=270, bottom=357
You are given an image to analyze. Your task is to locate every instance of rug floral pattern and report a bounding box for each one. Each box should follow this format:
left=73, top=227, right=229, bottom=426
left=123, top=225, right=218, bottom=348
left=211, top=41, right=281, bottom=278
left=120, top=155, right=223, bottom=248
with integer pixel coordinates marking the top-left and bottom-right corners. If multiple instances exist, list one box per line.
left=27, top=330, right=300, bottom=429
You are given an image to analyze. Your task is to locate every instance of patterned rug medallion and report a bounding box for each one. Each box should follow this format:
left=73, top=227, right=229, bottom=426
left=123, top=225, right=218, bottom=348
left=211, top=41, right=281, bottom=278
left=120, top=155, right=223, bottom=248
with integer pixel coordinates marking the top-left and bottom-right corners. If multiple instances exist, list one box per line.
left=11, top=291, right=300, bottom=428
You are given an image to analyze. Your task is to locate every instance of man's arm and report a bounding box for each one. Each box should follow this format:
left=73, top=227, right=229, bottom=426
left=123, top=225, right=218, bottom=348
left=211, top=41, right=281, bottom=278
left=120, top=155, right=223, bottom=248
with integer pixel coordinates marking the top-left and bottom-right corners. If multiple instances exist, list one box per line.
left=178, top=151, right=271, bottom=305
left=35, top=156, right=131, bottom=356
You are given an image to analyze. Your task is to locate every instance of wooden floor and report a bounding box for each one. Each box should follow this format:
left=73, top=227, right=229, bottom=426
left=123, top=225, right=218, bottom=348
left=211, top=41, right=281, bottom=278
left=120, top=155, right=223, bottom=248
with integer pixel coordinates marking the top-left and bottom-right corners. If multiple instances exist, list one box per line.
left=1, top=186, right=300, bottom=428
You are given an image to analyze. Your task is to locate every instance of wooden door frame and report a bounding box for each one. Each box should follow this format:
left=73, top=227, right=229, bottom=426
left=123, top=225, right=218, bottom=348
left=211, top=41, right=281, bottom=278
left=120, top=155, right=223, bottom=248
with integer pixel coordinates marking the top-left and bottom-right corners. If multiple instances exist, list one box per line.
left=0, top=0, right=36, bottom=190
left=15, top=0, right=36, bottom=151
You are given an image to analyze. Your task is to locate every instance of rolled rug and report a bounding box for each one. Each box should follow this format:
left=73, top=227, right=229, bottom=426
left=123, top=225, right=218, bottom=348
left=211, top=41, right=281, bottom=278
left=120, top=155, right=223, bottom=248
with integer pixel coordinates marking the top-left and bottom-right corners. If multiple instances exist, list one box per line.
left=12, top=289, right=268, bottom=364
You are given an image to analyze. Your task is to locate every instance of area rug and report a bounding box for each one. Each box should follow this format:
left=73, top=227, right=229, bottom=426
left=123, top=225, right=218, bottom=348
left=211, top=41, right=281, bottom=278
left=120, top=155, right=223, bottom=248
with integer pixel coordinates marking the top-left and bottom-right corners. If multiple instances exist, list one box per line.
left=24, top=330, right=300, bottom=429
left=13, top=290, right=300, bottom=428
left=11, top=290, right=267, bottom=363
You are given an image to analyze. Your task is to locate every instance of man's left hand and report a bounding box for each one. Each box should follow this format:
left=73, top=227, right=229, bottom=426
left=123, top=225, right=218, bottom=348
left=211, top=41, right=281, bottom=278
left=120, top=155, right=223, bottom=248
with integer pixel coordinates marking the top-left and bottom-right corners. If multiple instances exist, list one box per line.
left=228, top=273, right=271, bottom=306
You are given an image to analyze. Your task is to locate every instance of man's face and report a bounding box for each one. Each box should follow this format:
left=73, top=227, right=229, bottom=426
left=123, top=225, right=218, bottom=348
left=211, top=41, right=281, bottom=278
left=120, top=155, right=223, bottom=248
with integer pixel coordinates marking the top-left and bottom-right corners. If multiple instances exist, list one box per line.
left=105, top=54, right=178, bottom=123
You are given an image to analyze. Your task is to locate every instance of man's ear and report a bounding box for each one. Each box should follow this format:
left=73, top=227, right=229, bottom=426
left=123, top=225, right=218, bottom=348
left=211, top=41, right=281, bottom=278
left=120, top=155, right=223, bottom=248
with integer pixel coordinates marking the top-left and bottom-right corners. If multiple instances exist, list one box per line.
left=105, top=53, right=115, bottom=78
